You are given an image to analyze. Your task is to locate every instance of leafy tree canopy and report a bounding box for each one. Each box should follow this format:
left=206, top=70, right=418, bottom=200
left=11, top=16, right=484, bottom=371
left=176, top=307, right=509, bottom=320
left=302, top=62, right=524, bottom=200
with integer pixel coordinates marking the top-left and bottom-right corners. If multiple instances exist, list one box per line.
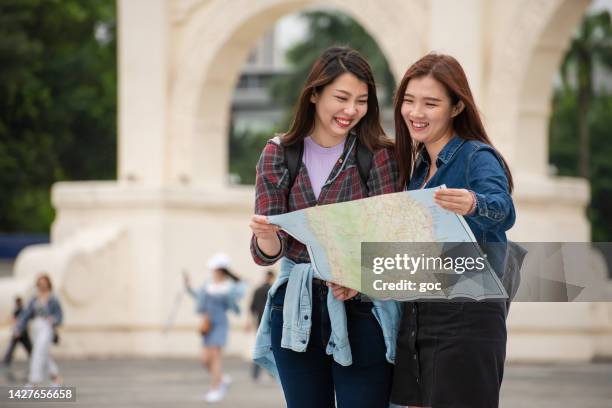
left=0, top=0, right=117, bottom=232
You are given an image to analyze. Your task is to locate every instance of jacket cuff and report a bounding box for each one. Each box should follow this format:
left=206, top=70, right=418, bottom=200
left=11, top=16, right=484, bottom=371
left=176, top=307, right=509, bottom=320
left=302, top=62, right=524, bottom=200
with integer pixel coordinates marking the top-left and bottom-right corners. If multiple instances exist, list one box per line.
left=467, top=190, right=478, bottom=216
left=254, top=234, right=284, bottom=264
left=474, top=191, right=487, bottom=217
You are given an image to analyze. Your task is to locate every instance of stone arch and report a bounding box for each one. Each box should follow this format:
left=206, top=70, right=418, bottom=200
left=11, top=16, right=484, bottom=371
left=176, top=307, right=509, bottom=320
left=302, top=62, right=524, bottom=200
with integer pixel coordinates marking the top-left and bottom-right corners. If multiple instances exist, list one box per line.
left=485, top=0, right=592, bottom=176
left=168, top=0, right=427, bottom=187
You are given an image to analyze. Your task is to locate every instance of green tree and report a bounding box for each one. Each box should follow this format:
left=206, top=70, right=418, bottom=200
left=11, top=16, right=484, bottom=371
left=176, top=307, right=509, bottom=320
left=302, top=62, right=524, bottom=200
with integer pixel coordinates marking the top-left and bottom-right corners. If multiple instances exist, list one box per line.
left=550, top=11, right=612, bottom=242
left=0, top=0, right=116, bottom=232
left=559, top=10, right=612, bottom=178
left=583, top=92, right=612, bottom=243
left=228, top=126, right=271, bottom=185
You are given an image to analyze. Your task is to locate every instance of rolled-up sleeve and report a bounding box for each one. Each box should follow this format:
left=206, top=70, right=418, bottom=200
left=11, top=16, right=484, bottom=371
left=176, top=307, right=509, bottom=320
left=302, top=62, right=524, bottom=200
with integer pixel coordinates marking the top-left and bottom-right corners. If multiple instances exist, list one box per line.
left=250, top=141, right=290, bottom=265
left=465, top=148, right=515, bottom=232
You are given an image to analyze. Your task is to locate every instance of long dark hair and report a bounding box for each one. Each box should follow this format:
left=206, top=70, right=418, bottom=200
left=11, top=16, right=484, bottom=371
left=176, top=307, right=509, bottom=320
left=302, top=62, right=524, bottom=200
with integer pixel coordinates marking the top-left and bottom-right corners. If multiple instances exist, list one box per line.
left=218, top=267, right=240, bottom=283
left=394, top=53, right=514, bottom=191
left=281, top=46, right=392, bottom=151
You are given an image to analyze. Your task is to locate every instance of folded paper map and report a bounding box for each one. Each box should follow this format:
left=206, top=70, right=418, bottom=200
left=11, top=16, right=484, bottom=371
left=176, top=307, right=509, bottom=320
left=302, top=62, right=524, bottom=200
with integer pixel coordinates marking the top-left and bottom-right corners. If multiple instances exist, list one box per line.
left=268, top=187, right=507, bottom=301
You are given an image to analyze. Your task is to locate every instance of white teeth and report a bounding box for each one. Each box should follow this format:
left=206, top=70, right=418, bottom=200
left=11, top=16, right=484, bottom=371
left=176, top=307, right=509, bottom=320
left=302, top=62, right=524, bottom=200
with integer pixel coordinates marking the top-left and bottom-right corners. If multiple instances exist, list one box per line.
left=336, top=118, right=350, bottom=126
left=412, top=121, right=428, bottom=128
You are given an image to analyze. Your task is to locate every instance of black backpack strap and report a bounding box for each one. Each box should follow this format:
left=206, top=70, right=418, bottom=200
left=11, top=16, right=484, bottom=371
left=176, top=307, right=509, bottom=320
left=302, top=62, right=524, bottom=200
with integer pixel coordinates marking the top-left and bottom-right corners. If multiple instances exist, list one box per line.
left=355, top=138, right=373, bottom=191
left=283, top=141, right=304, bottom=191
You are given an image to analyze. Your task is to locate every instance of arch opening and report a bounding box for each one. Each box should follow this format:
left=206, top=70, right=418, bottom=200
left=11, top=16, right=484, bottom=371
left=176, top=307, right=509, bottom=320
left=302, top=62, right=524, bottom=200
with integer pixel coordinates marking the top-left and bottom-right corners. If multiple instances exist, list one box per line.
left=227, top=8, right=398, bottom=185
left=168, top=0, right=425, bottom=188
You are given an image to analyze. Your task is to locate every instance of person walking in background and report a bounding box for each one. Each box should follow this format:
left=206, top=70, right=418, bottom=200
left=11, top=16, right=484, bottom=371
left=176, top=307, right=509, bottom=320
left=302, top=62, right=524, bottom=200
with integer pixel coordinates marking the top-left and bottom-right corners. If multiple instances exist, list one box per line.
left=184, top=253, right=246, bottom=403
left=249, top=270, right=275, bottom=382
left=2, top=297, right=33, bottom=380
left=14, top=274, right=63, bottom=386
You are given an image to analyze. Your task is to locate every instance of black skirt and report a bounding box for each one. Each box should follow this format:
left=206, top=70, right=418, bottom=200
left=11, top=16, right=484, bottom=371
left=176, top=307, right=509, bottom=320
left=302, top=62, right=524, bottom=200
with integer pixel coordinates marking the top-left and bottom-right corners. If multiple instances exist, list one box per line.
left=391, top=301, right=507, bottom=408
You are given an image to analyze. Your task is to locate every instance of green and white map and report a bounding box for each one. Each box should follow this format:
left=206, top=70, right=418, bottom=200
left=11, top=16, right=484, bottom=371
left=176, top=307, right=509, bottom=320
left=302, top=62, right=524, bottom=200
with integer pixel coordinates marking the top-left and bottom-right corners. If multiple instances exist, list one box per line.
left=268, top=187, right=507, bottom=300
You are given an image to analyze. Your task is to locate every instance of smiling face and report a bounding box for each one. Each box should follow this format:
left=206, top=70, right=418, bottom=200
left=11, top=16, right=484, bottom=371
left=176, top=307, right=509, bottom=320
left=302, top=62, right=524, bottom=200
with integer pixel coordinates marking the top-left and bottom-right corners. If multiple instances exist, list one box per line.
left=310, top=72, right=368, bottom=145
left=401, top=75, right=461, bottom=149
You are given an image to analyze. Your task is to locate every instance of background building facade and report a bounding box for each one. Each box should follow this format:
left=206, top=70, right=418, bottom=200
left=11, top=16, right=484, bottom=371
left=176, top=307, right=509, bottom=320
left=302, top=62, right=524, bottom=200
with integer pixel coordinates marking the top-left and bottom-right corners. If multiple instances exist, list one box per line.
left=1, top=0, right=611, bottom=362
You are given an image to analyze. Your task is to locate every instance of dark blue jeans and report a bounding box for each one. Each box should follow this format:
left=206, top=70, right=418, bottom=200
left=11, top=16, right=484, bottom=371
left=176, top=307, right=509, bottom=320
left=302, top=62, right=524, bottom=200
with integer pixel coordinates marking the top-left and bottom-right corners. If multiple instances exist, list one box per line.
left=270, top=282, right=392, bottom=408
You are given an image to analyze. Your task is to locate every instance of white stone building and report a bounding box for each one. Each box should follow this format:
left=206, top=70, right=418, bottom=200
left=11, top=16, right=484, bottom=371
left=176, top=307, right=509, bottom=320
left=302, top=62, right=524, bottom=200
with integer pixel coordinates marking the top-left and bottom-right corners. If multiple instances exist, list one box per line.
left=1, top=0, right=611, bottom=362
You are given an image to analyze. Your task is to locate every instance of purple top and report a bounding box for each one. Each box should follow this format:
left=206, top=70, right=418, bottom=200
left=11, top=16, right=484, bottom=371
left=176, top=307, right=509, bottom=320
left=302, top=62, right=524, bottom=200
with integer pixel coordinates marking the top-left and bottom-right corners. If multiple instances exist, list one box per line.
left=303, top=136, right=346, bottom=199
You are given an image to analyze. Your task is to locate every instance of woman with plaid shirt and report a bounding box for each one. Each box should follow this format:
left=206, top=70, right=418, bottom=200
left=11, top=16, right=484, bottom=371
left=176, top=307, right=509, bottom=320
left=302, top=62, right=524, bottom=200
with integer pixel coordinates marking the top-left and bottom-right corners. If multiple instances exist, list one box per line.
left=249, top=47, right=401, bottom=408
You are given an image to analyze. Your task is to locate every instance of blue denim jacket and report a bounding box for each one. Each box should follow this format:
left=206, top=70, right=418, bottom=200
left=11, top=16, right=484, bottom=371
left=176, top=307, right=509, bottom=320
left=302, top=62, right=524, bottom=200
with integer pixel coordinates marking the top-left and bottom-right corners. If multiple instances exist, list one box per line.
left=186, top=281, right=247, bottom=315
left=16, top=294, right=63, bottom=334
left=253, top=257, right=402, bottom=380
left=409, top=135, right=516, bottom=274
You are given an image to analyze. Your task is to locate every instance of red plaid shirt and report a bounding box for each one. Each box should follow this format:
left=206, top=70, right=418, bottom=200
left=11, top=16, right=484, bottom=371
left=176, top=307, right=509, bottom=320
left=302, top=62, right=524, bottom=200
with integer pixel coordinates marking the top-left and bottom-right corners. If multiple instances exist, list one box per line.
left=250, top=134, right=399, bottom=265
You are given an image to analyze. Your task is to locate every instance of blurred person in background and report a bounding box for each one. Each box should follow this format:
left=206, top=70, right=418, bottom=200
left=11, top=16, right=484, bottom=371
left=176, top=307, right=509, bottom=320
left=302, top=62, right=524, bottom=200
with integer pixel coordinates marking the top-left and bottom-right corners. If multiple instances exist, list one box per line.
left=249, top=270, right=275, bottom=382
left=2, top=296, right=33, bottom=381
left=14, top=274, right=63, bottom=386
left=184, top=253, right=246, bottom=403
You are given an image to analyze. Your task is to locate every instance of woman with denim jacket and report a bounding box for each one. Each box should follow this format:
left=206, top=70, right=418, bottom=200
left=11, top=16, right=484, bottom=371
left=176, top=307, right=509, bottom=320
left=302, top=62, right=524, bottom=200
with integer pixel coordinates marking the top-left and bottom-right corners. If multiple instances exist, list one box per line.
left=15, top=274, right=63, bottom=386
left=390, top=53, right=516, bottom=408
left=249, top=46, right=400, bottom=408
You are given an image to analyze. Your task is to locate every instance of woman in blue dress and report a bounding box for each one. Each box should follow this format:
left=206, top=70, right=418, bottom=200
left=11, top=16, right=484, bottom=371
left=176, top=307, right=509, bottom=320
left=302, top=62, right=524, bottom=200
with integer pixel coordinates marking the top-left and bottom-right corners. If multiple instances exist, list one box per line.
left=185, top=253, right=246, bottom=403
left=14, top=274, right=63, bottom=386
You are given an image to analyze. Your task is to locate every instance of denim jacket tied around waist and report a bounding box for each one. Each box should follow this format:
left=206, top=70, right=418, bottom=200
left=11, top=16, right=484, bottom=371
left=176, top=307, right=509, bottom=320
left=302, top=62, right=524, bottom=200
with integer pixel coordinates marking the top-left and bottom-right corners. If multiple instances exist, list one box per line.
left=253, top=257, right=402, bottom=380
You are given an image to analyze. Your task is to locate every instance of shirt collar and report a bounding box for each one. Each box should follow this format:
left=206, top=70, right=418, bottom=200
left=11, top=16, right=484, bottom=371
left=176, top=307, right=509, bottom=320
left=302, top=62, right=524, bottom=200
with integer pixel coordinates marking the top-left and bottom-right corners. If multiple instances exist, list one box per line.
left=418, top=134, right=464, bottom=166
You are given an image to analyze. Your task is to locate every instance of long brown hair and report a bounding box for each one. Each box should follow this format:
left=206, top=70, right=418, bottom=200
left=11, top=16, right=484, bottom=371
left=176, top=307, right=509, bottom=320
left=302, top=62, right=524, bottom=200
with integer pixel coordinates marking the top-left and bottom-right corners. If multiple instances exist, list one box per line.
left=36, top=273, right=52, bottom=291
left=394, top=53, right=514, bottom=191
left=281, top=46, right=392, bottom=151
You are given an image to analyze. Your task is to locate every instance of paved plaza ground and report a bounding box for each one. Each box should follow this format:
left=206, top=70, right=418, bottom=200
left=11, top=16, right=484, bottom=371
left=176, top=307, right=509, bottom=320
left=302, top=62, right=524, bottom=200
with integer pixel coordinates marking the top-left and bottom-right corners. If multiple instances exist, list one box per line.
left=1, top=357, right=611, bottom=407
